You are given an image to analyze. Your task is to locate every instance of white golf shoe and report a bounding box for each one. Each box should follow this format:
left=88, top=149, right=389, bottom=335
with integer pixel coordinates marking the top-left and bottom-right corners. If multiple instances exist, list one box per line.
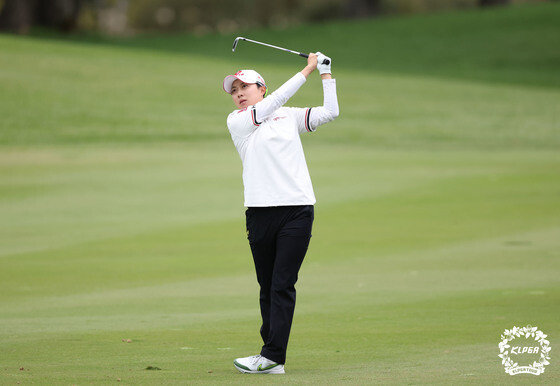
left=233, top=354, right=285, bottom=374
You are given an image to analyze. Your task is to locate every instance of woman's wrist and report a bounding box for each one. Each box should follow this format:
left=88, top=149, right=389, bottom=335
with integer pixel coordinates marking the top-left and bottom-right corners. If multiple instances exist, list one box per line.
left=301, top=65, right=315, bottom=78
left=321, top=73, right=332, bottom=80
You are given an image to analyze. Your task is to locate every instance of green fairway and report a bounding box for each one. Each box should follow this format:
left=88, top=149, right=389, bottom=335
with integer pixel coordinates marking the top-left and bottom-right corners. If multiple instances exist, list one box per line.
left=1, top=2, right=559, bottom=384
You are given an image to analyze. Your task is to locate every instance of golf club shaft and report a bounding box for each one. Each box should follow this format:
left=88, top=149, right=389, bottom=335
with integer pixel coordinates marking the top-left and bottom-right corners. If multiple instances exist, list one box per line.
left=238, top=37, right=304, bottom=57
left=234, top=37, right=330, bottom=65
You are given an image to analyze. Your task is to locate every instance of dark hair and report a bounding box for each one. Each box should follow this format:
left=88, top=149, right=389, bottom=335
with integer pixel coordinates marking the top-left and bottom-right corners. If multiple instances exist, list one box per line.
left=256, top=83, right=268, bottom=97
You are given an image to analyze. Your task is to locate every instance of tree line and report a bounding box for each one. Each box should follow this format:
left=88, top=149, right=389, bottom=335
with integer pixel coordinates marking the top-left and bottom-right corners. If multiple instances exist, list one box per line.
left=0, top=0, right=526, bottom=35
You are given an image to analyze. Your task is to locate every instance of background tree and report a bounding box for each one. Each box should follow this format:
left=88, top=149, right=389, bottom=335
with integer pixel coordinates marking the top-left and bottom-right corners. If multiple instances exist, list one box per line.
left=345, top=0, right=382, bottom=18
left=0, top=0, right=82, bottom=33
left=479, top=0, right=511, bottom=6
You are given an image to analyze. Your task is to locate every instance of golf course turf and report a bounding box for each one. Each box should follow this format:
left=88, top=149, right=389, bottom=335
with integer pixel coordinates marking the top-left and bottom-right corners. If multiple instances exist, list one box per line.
left=1, top=2, right=559, bottom=384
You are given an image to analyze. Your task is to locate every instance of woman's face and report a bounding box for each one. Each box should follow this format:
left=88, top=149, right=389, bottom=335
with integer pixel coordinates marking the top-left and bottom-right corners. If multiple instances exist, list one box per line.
left=230, top=79, right=265, bottom=109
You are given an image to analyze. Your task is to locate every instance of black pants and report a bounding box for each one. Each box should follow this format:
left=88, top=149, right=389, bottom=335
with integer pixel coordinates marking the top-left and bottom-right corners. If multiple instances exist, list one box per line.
left=245, top=205, right=314, bottom=364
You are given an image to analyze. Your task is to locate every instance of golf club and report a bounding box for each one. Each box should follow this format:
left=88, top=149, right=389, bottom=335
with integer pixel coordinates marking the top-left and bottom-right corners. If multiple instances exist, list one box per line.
left=232, top=37, right=330, bottom=65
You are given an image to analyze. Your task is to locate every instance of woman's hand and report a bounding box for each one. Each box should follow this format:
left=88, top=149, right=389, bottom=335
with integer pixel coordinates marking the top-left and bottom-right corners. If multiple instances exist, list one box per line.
left=301, top=53, right=318, bottom=78
left=317, top=52, right=332, bottom=79
left=306, top=53, right=318, bottom=69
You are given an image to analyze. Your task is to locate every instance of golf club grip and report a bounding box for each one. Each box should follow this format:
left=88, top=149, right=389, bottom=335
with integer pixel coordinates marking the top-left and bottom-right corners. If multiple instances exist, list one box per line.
left=299, top=53, right=330, bottom=65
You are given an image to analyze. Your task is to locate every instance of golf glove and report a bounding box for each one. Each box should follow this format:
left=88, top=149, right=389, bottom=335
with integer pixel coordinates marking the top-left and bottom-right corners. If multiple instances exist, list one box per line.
left=316, top=52, right=332, bottom=75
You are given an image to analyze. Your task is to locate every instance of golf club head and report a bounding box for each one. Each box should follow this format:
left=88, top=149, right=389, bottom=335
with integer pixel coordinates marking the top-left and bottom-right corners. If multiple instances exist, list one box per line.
left=232, top=37, right=243, bottom=52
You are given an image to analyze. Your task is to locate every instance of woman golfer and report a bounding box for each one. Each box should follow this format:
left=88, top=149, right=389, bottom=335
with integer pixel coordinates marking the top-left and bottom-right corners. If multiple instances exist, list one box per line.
left=223, top=52, right=339, bottom=374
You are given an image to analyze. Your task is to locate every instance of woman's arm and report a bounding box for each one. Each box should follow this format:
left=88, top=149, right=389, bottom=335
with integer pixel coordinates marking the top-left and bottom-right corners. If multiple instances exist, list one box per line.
left=252, top=54, right=318, bottom=123
left=306, top=53, right=339, bottom=130
left=227, top=54, right=323, bottom=139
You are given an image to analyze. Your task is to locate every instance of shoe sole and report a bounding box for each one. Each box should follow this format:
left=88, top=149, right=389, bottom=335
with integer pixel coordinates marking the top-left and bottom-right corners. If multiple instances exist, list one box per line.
left=234, top=362, right=285, bottom=374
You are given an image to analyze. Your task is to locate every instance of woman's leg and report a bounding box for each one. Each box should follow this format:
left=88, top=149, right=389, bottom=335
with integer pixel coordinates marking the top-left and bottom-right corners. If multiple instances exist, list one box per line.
left=246, top=207, right=277, bottom=346
left=260, top=205, right=314, bottom=364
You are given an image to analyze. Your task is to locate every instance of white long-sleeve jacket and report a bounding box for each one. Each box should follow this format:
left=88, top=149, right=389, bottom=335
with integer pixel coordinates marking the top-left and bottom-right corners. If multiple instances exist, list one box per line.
left=227, top=72, right=339, bottom=207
